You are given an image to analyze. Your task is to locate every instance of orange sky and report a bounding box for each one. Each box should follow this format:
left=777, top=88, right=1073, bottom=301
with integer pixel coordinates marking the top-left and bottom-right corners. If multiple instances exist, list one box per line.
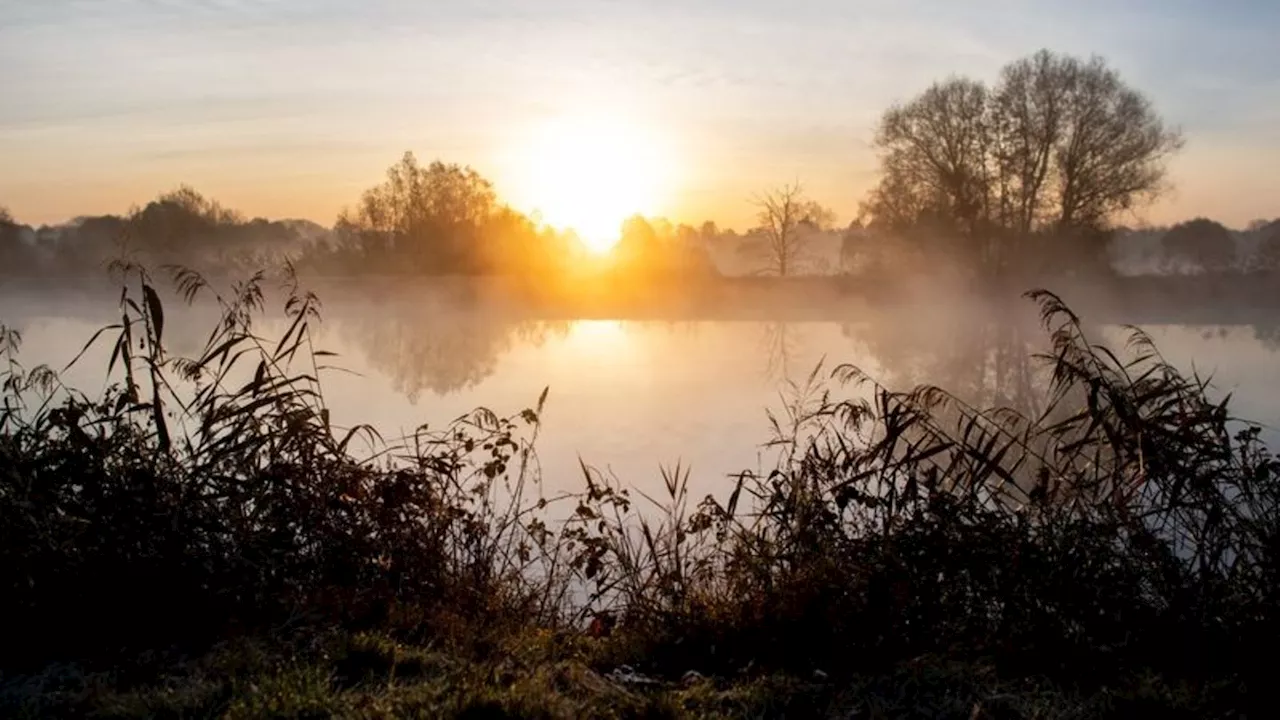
left=2, top=1, right=1277, bottom=232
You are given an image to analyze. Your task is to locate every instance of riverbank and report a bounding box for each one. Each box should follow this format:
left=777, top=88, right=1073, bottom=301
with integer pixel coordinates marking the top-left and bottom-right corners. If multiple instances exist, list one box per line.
left=1, top=270, right=1275, bottom=717
left=0, top=630, right=1243, bottom=718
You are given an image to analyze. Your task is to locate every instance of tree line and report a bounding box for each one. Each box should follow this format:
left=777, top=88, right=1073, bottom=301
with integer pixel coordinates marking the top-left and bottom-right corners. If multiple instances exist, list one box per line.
left=1138, top=217, right=1280, bottom=274
left=3, top=49, right=1274, bottom=284
left=0, top=155, right=720, bottom=284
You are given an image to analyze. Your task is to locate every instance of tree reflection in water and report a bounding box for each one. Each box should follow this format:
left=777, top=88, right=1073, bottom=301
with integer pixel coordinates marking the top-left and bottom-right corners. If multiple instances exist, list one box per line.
left=759, top=321, right=804, bottom=384
left=331, top=296, right=569, bottom=402
left=1251, top=321, right=1280, bottom=351
left=839, top=298, right=1096, bottom=423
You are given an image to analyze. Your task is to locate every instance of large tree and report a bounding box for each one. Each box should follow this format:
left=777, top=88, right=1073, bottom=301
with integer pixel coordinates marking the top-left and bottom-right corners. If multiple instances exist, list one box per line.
left=862, top=49, right=1183, bottom=277
left=751, top=182, right=834, bottom=276
left=334, top=152, right=505, bottom=275
left=128, top=186, right=242, bottom=248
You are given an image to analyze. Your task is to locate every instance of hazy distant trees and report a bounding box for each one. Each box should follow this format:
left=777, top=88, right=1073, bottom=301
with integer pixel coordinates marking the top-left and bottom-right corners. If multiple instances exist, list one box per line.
left=1161, top=218, right=1235, bottom=273
left=0, top=207, right=32, bottom=276
left=125, top=186, right=242, bottom=261
left=107, top=186, right=315, bottom=276
left=613, top=214, right=717, bottom=277
left=59, top=215, right=129, bottom=273
left=839, top=220, right=878, bottom=273
left=1, top=206, right=130, bottom=277
left=751, top=183, right=834, bottom=276
left=1251, top=220, right=1280, bottom=272
left=862, top=49, right=1183, bottom=279
left=130, top=186, right=242, bottom=240
left=616, top=215, right=660, bottom=265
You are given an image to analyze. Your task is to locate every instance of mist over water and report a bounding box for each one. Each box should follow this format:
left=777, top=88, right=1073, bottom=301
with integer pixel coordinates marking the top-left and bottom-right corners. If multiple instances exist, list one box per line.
left=7, top=6, right=1280, bottom=707
left=6, top=278, right=1277, bottom=503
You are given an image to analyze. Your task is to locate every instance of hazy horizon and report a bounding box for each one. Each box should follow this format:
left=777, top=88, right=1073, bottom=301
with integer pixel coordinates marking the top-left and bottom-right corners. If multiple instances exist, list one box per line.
left=3, top=0, right=1278, bottom=233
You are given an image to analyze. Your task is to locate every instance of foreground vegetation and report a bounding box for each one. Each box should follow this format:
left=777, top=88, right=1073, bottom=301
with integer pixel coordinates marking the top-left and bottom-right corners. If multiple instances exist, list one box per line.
left=2, top=264, right=1277, bottom=717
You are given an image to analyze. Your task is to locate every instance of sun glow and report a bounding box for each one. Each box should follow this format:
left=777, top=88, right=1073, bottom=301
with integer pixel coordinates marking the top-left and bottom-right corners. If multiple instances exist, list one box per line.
left=506, top=112, right=670, bottom=254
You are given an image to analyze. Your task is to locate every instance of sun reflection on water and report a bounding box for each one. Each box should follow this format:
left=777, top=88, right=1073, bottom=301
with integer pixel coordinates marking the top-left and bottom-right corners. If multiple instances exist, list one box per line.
left=562, top=319, right=630, bottom=360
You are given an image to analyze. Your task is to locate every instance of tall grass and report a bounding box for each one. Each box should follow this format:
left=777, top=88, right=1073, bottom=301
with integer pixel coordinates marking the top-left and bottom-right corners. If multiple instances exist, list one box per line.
left=2, top=265, right=1277, bottom=714
left=1, top=263, right=567, bottom=671
left=566, top=290, right=1280, bottom=682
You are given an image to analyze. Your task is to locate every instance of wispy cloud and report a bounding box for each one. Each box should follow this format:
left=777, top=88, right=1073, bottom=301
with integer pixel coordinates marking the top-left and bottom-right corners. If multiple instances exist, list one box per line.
left=2, top=0, right=1277, bottom=227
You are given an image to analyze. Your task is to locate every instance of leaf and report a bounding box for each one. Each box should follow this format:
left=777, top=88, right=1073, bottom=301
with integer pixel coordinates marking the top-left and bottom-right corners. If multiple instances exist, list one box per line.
left=153, top=396, right=170, bottom=453
left=143, top=283, right=164, bottom=347
left=63, top=323, right=123, bottom=373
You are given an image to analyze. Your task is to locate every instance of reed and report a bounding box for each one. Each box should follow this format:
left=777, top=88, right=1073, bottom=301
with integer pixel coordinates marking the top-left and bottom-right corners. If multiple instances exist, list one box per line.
left=2, top=266, right=1274, bottom=717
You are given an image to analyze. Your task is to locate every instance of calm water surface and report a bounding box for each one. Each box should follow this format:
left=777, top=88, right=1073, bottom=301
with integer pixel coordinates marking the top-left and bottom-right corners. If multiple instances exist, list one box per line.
left=6, top=286, right=1279, bottom=501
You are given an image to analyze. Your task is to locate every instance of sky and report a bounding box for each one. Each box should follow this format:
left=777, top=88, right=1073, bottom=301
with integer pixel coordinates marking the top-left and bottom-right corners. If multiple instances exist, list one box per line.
left=2, top=0, right=1278, bottom=231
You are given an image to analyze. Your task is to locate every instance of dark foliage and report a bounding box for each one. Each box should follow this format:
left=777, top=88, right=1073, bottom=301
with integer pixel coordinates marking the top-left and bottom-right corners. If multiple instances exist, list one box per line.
left=1, top=264, right=559, bottom=671
left=1162, top=218, right=1237, bottom=273
left=2, top=267, right=1277, bottom=715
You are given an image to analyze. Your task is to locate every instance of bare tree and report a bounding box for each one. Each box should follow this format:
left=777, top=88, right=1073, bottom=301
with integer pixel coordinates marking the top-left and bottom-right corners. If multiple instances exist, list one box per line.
left=753, top=183, right=834, bottom=276
left=874, top=78, right=992, bottom=233
left=1052, top=56, right=1183, bottom=231
left=989, top=51, right=1072, bottom=235
left=862, top=49, right=1184, bottom=276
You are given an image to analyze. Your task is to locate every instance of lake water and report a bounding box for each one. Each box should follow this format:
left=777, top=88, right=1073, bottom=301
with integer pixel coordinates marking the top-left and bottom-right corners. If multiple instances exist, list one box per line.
left=4, top=282, right=1279, bottom=503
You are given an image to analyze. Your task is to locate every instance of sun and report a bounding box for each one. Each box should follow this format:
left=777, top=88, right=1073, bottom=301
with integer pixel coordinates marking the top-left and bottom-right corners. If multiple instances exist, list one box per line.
left=507, top=112, right=669, bottom=253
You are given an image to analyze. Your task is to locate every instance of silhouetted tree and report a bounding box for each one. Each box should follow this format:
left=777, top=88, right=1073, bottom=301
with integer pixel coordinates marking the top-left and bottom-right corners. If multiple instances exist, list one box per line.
left=53, top=215, right=129, bottom=274
left=862, top=49, right=1183, bottom=278
left=332, top=152, right=503, bottom=275
left=128, top=186, right=240, bottom=250
left=752, top=183, right=834, bottom=276
left=1161, top=218, right=1235, bottom=273
left=0, top=208, right=34, bottom=276
left=319, top=152, right=573, bottom=277
left=116, top=187, right=242, bottom=270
